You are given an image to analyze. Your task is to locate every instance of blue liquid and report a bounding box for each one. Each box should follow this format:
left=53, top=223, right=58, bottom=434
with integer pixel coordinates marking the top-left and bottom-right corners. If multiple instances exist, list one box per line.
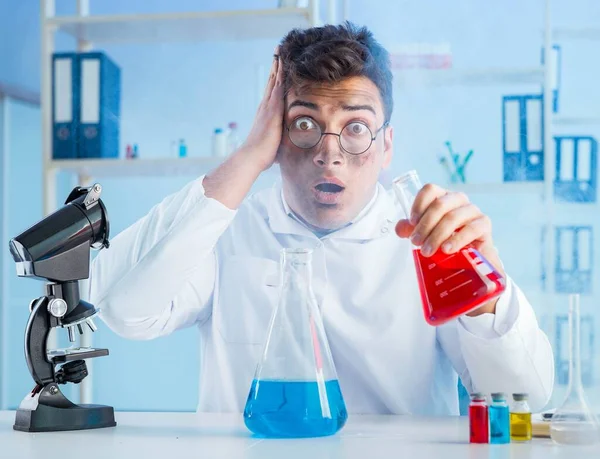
left=489, top=404, right=510, bottom=444
left=243, top=379, right=348, bottom=438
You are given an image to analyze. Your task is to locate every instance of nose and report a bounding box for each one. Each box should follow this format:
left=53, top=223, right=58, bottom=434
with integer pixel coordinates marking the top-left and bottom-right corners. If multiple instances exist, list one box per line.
left=313, top=133, right=345, bottom=168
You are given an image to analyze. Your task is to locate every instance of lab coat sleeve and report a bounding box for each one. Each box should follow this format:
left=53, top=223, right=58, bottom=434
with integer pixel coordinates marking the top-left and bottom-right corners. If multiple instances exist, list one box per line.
left=82, top=175, right=236, bottom=340
left=436, top=276, right=555, bottom=412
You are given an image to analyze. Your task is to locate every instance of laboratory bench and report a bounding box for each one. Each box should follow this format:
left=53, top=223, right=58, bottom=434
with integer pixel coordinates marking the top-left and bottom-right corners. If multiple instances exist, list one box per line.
left=0, top=410, right=598, bottom=458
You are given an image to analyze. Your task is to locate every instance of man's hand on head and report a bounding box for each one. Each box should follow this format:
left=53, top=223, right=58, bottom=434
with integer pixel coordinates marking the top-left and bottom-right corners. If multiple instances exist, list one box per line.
left=238, top=46, right=285, bottom=172
left=395, top=183, right=505, bottom=316
left=203, top=47, right=285, bottom=209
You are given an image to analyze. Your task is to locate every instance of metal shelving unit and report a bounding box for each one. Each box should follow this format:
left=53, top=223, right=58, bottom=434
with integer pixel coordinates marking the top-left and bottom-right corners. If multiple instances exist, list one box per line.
left=39, top=0, right=331, bottom=405
left=0, top=84, right=41, bottom=410
left=40, top=0, right=325, bottom=217
left=47, top=8, right=316, bottom=43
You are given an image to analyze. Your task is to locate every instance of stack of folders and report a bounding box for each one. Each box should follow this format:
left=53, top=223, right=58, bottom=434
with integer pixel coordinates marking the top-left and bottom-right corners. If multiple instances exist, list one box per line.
left=52, top=51, right=121, bottom=160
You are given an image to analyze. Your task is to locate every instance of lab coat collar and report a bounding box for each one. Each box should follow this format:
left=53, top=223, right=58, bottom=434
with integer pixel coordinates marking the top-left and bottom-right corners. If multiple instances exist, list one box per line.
left=266, top=180, right=398, bottom=241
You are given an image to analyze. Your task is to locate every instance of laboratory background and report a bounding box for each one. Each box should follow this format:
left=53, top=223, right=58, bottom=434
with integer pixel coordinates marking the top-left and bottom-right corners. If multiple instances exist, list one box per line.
left=0, top=0, right=599, bottom=416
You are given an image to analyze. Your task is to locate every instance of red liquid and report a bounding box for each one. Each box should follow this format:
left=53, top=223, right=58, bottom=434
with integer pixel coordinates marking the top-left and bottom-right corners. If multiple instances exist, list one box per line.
left=469, top=404, right=489, bottom=443
left=413, top=246, right=506, bottom=326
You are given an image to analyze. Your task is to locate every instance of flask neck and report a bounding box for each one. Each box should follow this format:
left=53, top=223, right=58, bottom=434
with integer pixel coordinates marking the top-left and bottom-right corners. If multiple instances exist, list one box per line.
left=392, top=170, right=423, bottom=219
left=568, top=294, right=584, bottom=394
left=281, top=249, right=313, bottom=289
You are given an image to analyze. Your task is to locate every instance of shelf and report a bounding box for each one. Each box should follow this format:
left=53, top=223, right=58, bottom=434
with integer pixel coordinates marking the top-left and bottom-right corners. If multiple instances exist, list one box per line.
left=0, top=82, right=40, bottom=106
left=45, top=8, right=313, bottom=44
left=449, top=181, right=546, bottom=195
left=552, top=26, right=600, bottom=41
left=394, top=67, right=545, bottom=88
left=552, top=116, right=600, bottom=126
left=48, top=157, right=224, bottom=178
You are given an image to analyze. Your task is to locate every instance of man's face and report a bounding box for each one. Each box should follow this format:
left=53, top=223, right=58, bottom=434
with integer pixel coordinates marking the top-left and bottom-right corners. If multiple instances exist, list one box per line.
left=277, top=76, right=393, bottom=231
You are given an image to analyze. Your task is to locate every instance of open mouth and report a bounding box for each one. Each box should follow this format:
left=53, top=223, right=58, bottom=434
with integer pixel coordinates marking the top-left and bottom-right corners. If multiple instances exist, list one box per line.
left=312, top=181, right=346, bottom=205
left=315, top=183, right=345, bottom=193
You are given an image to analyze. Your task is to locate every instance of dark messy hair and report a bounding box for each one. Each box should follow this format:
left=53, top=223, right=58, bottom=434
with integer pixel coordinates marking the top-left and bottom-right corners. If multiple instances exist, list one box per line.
left=279, top=21, right=393, bottom=122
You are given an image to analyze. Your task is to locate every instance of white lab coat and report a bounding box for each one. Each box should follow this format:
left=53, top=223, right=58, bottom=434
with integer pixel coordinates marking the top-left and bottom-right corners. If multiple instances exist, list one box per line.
left=84, top=175, right=554, bottom=415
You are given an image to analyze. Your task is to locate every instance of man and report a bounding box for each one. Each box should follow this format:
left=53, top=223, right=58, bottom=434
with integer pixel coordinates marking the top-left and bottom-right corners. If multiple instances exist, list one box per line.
left=86, top=22, right=553, bottom=415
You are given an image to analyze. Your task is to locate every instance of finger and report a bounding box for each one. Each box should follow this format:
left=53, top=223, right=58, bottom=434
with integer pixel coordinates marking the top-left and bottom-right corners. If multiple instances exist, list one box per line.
left=270, top=47, right=284, bottom=102
left=410, top=183, right=446, bottom=225
left=274, top=47, right=283, bottom=87
left=440, top=215, right=492, bottom=255
left=395, top=219, right=414, bottom=238
left=420, top=204, right=482, bottom=256
left=263, top=47, right=280, bottom=99
left=411, top=191, right=470, bottom=246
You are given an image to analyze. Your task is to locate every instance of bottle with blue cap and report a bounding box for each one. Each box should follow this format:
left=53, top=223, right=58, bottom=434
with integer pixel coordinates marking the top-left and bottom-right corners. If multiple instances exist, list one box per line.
left=212, top=128, right=227, bottom=157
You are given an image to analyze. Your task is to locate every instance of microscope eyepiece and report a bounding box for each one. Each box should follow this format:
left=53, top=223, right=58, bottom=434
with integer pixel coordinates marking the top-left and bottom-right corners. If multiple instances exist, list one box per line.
left=9, top=183, right=109, bottom=282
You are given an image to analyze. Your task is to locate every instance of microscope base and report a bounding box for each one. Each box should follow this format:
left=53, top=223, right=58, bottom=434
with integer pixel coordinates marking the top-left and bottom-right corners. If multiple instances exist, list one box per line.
left=13, top=383, right=116, bottom=432
left=14, top=403, right=117, bottom=432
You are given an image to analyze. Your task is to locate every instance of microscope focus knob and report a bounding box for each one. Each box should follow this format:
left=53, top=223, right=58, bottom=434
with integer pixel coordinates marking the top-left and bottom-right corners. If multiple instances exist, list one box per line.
left=48, top=298, right=68, bottom=318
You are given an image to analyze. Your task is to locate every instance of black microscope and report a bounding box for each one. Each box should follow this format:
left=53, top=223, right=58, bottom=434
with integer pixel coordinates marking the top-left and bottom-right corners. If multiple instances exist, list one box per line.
left=8, top=183, right=116, bottom=432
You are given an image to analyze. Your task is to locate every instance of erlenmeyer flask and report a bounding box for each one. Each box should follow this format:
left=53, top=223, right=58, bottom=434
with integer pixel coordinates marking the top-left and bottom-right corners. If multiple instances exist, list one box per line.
left=550, top=294, right=600, bottom=445
left=243, top=248, right=348, bottom=438
left=392, top=170, right=507, bottom=326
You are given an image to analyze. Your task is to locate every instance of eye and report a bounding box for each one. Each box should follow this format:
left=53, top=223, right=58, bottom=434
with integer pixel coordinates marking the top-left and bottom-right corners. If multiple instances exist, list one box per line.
left=346, top=122, right=368, bottom=136
left=293, top=117, right=317, bottom=131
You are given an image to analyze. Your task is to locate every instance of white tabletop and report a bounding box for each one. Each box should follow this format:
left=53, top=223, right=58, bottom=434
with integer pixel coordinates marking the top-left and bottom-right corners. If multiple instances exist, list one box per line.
left=1, top=410, right=598, bottom=458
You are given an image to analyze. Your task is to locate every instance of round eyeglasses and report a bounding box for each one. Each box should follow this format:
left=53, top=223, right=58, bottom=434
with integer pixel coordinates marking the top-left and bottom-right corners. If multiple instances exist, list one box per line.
left=285, top=116, right=389, bottom=155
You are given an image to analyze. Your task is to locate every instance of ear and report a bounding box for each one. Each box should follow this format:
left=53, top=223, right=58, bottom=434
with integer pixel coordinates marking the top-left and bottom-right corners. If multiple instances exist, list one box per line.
left=275, top=142, right=284, bottom=165
left=382, top=124, right=393, bottom=169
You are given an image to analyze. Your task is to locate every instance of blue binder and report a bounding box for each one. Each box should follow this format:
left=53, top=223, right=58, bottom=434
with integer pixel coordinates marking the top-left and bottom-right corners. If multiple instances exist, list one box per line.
left=502, top=94, right=545, bottom=182
left=556, top=314, right=594, bottom=386
left=52, top=53, right=80, bottom=159
left=77, top=52, right=121, bottom=158
left=554, top=136, right=597, bottom=203
left=555, top=226, right=593, bottom=294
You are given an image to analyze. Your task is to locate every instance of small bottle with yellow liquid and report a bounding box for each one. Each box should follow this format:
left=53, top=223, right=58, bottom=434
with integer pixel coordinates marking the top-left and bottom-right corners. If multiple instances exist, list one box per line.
left=510, top=393, right=532, bottom=441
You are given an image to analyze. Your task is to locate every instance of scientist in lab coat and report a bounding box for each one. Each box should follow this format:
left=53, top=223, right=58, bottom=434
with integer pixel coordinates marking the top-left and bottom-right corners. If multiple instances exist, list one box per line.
left=85, top=22, right=554, bottom=415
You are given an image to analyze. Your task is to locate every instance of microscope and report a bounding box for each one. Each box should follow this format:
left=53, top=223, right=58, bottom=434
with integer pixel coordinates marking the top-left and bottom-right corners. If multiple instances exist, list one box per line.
left=8, top=183, right=116, bottom=432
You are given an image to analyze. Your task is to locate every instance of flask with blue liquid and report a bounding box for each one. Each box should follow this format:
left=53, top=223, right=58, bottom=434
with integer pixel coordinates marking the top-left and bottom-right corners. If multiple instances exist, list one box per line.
left=243, top=248, right=348, bottom=438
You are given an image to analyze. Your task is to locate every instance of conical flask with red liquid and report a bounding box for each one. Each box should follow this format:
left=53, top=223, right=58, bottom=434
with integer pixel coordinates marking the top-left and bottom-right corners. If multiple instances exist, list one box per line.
left=392, top=171, right=506, bottom=326
left=243, top=248, right=348, bottom=438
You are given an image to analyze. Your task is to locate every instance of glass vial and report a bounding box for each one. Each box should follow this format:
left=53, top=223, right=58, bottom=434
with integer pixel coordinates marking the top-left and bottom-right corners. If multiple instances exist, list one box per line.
left=510, top=393, right=532, bottom=442
left=469, top=393, right=489, bottom=443
left=550, top=294, right=600, bottom=445
left=489, top=392, right=510, bottom=444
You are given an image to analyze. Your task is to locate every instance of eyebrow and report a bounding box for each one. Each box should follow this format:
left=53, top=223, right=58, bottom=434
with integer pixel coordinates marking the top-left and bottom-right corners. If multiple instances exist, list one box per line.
left=341, top=104, right=377, bottom=116
left=287, top=100, right=377, bottom=116
left=287, top=100, right=319, bottom=111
